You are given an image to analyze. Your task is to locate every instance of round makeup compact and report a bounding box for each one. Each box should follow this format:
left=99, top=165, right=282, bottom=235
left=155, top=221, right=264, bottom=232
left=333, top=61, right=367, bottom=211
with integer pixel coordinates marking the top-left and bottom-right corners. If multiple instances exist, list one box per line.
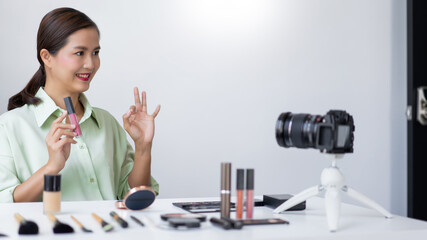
left=160, top=213, right=207, bottom=222
left=116, top=186, right=156, bottom=210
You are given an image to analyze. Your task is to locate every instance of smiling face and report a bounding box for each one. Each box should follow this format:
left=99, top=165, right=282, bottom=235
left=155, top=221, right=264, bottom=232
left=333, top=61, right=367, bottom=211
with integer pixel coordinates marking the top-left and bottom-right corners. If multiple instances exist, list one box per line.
left=45, top=27, right=100, bottom=94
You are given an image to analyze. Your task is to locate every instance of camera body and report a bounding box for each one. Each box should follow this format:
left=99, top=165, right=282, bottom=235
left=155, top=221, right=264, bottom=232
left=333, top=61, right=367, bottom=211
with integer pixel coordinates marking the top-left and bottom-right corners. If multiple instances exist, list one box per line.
left=275, top=110, right=355, bottom=154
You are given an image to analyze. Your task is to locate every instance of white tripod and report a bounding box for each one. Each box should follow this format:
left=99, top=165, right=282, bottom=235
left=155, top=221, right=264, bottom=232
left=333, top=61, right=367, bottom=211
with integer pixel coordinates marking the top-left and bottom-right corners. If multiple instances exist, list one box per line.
left=273, top=154, right=392, bottom=232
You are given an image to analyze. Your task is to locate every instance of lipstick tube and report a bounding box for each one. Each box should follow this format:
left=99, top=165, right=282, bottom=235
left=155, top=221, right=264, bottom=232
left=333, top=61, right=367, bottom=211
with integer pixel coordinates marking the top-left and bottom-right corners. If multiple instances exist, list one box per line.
left=236, top=169, right=244, bottom=219
left=64, top=97, right=82, bottom=137
left=220, top=163, right=231, bottom=218
left=246, top=169, right=254, bottom=219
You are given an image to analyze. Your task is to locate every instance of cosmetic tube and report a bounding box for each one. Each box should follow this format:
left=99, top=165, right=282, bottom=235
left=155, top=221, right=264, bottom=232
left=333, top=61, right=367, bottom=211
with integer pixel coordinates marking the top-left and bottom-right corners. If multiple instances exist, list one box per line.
left=220, top=163, right=231, bottom=218
left=246, top=169, right=254, bottom=219
left=222, top=217, right=244, bottom=229
left=64, top=97, right=82, bottom=137
left=236, top=169, right=244, bottom=219
left=210, top=217, right=232, bottom=230
left=43, top=174, right=61, bottom=214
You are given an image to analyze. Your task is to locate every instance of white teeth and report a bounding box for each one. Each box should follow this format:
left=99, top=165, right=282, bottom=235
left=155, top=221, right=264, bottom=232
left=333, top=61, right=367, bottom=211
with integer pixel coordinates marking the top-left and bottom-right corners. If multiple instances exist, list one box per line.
left=76, top=73, right=90, bottom=78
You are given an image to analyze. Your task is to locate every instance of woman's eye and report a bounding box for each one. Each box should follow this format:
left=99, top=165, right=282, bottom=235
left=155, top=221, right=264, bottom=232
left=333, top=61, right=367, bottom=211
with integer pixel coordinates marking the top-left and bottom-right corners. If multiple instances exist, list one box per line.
left=93, top=51, right=100, bottom=56
left=75, top=51, right=84, bottom=56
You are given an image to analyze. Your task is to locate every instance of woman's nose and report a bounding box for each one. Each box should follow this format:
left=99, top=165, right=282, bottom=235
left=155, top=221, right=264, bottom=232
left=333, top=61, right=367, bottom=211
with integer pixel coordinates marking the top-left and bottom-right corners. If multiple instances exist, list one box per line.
left=83, top=55, right=95, bottom=69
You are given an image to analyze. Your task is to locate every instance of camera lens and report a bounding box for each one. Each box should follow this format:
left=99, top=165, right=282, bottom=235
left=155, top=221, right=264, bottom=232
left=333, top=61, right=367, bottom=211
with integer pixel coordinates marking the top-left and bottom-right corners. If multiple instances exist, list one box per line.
left=275, top=110, right=354, bottom=153
left=275, top=112, right=322, bottom=149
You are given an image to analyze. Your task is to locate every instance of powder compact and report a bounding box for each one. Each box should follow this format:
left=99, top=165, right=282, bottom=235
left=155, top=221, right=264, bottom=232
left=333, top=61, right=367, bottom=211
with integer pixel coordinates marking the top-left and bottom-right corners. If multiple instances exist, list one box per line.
left=115, top=186, right=156, bottom=210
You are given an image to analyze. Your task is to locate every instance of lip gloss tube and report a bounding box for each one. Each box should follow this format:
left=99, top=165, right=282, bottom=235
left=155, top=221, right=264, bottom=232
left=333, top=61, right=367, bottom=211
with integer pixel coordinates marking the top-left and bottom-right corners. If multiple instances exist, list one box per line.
left=246, top=169, right=254, bottom=219
left=236, top=169, right=244, bottom=219
left=64, top=97, right=82, bottom=137
left=220, top=163, right=231, bottom=218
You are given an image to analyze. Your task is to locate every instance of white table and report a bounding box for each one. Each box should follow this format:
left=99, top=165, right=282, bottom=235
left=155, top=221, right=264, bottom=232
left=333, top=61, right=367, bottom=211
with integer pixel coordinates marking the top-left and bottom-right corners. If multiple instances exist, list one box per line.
left=1, top=197, right=427, bottom=239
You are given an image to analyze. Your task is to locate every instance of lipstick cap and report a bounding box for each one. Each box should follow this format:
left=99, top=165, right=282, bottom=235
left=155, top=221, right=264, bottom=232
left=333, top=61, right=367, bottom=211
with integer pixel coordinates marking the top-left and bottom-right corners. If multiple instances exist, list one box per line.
left=44, top=174, right=61, bottom=192
left=246, top=169, right=254, bottom=190
left=221, top=163, right=231, bottom=190
left=64, top=97, right=76, bottom=114
left=236, top=169, right=244, bottom=190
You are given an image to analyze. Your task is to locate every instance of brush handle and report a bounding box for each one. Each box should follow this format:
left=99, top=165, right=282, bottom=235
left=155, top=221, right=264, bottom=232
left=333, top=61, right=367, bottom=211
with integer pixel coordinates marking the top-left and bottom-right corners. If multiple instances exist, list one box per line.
left=110, top=211, right=128, bottom=228
left=46, top=213, right=58, bottom=224
left=14, top=213, right=25, bottom=223
left=91, top=213, right=104, bottom=224
left=70, top=216, right=83, bottom=228
left=130, top=216, right=145, bottom=227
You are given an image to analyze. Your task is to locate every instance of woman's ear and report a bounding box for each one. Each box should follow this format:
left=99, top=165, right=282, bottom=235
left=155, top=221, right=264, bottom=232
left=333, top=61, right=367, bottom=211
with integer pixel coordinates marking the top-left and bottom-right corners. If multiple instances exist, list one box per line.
left=40, top=49, right=52, bottom=68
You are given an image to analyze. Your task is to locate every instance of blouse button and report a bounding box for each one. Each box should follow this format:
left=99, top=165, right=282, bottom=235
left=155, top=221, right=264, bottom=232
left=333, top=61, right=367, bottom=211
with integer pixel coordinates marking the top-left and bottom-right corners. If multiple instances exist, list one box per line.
left=90, top=178, right=95, bottom=183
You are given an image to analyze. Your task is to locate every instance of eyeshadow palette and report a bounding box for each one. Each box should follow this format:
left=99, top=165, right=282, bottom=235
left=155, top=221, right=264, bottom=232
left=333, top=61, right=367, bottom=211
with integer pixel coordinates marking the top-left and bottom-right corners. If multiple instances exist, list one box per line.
left=172, top=201, right=236, bottom=213
left=172, top=199, right=263, bottom=213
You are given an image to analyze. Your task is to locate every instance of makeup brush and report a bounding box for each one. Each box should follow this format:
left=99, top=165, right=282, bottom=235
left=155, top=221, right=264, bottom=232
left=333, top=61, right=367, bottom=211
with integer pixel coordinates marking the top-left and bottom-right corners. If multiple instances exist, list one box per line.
left=46, top=213, right=74, bottom=234
left=130, top=215, right=145, bottom=227
left=14, top=213, right=39, bottom=235
left=110, top=211, right=128, bottom=228
left=92, top=213, right=114, bottom=232
left=71, top=216, right=92, bottom=233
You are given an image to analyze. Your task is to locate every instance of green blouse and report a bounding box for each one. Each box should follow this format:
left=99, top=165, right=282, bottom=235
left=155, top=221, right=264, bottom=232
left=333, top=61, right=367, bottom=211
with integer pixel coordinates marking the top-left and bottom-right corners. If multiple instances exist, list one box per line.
left=0, top=88, right=159, bottom=202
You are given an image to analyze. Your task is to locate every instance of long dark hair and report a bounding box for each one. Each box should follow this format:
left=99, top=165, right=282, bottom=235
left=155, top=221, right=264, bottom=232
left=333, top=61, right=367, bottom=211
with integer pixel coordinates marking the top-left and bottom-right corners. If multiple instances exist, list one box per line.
left=8, top=7, right=99, bottom=111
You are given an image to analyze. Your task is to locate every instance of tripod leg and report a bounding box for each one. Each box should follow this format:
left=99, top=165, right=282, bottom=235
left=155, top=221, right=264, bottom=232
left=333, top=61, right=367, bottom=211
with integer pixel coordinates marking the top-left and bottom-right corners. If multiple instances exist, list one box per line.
left=342, top=186, right=392, bottom=218
left=273, top=185, right=321, bottom=213
left=325, top=188, right=341, bottom=232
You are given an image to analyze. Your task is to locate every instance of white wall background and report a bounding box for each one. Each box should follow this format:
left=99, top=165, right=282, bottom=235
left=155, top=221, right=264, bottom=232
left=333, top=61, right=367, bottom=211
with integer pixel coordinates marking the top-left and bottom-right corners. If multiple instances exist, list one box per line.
left=0, top=0, right=407, bottom=216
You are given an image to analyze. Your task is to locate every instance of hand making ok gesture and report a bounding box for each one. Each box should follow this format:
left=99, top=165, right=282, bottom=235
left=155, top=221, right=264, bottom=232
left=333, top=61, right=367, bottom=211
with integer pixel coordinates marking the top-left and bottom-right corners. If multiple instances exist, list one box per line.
left=123, top=87, right=161, bottom=146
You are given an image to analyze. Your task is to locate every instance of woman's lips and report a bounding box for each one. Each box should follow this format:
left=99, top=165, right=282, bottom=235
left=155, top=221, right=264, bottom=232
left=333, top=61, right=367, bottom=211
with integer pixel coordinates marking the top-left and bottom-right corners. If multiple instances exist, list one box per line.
left=76, top=73, right=91, bottom=81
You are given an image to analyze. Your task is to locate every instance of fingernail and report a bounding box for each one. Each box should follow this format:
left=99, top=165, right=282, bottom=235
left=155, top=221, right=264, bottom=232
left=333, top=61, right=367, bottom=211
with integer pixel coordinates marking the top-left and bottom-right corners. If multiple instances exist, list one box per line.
left=71, top=124, right=75, bottom=128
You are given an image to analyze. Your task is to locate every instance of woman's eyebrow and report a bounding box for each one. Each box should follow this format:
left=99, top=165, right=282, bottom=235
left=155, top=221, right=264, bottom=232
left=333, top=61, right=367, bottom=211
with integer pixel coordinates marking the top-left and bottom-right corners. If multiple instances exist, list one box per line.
left=73, top=46, right=101, bottom=50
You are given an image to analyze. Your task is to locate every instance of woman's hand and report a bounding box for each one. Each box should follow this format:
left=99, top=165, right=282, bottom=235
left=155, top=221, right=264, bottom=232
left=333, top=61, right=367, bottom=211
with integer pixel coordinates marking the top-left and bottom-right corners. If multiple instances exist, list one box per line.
left=45, top=111, right=77, bottom=172
left=123, top=87, right=160, bottom=146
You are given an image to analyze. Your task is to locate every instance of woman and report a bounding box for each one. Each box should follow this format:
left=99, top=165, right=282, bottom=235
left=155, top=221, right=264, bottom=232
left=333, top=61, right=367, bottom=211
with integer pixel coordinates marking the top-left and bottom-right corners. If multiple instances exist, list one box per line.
left=0, top=7, right=160, bottom=202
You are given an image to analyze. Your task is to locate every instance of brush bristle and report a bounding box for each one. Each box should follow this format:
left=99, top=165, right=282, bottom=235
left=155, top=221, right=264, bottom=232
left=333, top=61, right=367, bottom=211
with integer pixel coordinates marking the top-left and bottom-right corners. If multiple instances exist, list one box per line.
left=18, top=221, right=39, bottom=235
left=53, top=223, right=74, bottom=234
left=102, top=223, right=114, bottom=232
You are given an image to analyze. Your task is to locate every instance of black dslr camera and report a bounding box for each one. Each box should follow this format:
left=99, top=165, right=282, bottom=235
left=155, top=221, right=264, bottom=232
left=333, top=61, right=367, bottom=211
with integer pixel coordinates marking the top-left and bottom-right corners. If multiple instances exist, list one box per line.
left=275, top=110, right=355, bottom=154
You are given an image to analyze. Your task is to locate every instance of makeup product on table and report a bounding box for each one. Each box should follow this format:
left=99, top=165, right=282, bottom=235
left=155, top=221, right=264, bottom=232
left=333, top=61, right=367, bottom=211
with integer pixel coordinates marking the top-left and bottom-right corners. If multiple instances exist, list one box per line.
left=64, top=96, right=82, bottom=137
left=160, top=213, right=207, bottom=222
left=210, top=217, right=232, bottom=230
left=168, top=218, right=201, bottom=229
left=0, top=233, right=7, bottom=237
left=71, top=216, right=92, bottom=233
left=221, top=217, right=244, bottom=229
left=236, top=169, right=244, bottom=219
left=14, top=213, right=39, bottom=235
left=172, top=201, right=236, bottom=213
left=43, top=174, right=61, bottom=214
left=46, top=213, right=74, bottom=234
left=172, top=200, right=263, bottom=213
left=220, top=162, right=231, bottom=218
left=246, top=169, right=254, bottom=219
left=110, top=211, right=128, bottom=228
left=263, top=194, right=306, bottom=210
left=241, top=218, right=289, bottom=226
left=115, top=186, right=156, bottom=210
left=92, top=213, right=114, bottom=232
left=130, top=216, right=145, bottom=227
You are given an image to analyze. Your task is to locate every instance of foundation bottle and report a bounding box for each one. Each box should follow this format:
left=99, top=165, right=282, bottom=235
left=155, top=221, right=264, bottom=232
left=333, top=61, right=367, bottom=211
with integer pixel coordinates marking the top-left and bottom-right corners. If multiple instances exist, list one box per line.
left=43, top=174, right=61, bottom=214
